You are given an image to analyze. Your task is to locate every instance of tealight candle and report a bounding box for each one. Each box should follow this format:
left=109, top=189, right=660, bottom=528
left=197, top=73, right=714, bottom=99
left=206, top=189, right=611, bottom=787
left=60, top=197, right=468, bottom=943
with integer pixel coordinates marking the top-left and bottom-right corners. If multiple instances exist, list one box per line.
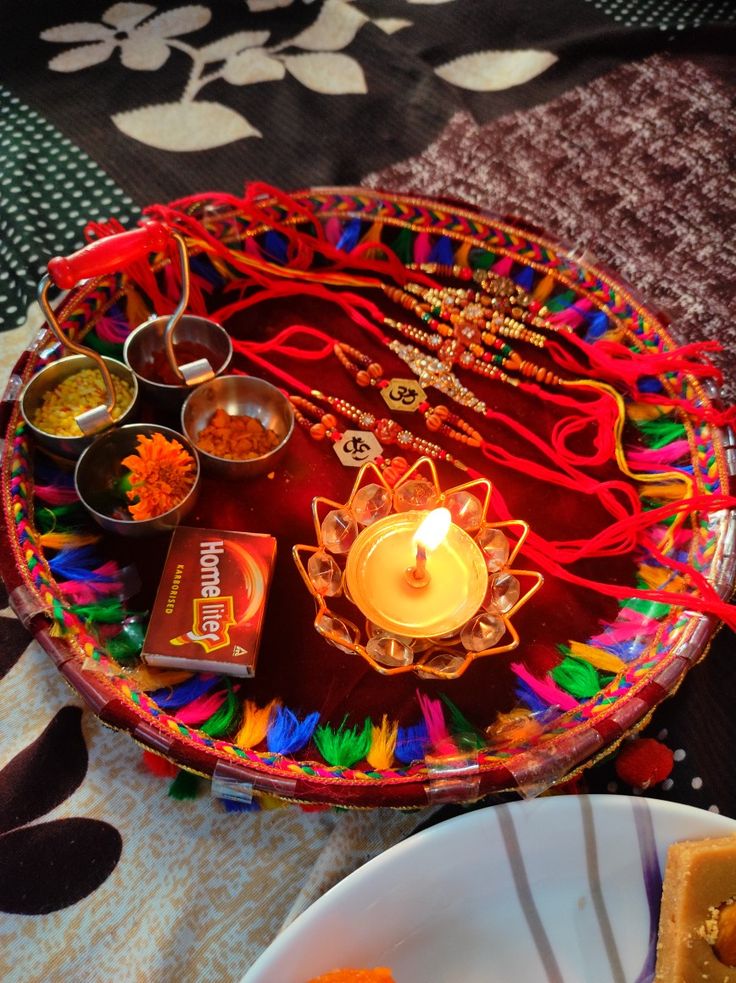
left=345, top=508, right=488, bottom=638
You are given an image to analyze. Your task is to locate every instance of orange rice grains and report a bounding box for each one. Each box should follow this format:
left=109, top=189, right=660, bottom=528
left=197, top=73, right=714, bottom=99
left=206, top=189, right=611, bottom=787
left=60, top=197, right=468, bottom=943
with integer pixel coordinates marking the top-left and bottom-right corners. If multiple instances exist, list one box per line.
left=196, top=407, right=279, bottom=461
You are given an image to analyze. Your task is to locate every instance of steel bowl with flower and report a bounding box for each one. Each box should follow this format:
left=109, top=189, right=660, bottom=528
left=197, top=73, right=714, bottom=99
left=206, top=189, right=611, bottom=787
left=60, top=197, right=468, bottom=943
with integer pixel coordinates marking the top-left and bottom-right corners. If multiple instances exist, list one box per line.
left=75, top=423, right=201, bottom=537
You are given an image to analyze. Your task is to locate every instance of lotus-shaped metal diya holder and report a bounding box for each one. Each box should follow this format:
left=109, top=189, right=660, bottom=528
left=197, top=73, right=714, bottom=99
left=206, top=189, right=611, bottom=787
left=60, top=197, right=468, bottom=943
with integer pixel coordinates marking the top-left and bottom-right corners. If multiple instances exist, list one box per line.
left=293, top=457, right=543, bottom=680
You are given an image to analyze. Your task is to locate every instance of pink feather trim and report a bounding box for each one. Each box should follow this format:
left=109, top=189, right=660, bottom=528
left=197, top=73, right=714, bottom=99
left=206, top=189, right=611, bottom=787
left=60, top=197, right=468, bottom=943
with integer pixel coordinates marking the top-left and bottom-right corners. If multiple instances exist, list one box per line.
left=491, top=255, right=514, bottom=277
left=648, top=523, right=692, bottom=550
left=549, top=309, right=585, bottom=329
left=58, top=579, right=123, bottom=604
left=325, top=217, right=342, bottom=246
left=175, top=689, right=228, bottom=726
left=626, top=440, right=690, bottom=468
left=413, top=232, right=432, bottom=265
left=510, top=663, right=579, bottom=711
left=34, top=484, right=79, bottom=506
left=417, top=692, right=455, bottom=755
left=590, top=609, right=657, bottom=645
left=94, top=316, right=130, bottom=344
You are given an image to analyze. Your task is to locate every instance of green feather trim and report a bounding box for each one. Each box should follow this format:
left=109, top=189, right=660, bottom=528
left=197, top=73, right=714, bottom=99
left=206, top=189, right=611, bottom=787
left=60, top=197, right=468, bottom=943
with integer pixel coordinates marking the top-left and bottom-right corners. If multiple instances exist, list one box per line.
left=69, top=599, right=130, bottom=624
left=391, top=227, right=414, bottom=265
left=545, top=290, right=577, bottom=312
left=200, top=683, right=240, bottom=738
left=35, top=503, right=87, bottom=534
left=52, top=597, right=65, bottom=625
left=84, top=332, right=124, bottom=357
left=168, top=770, right=200, bottom=800
left=469, top=248, right=496, bottom=269
left=106, top=619, right=146, bottom=665
left=313, top=718, right=372, bottom=768
left=621, top=583, right=671, bottom=620
left=551, top=656, right=609, bottom=700
left=634, top=418, right=687, bottom=449
left=439, top=694, right=485, bottom=749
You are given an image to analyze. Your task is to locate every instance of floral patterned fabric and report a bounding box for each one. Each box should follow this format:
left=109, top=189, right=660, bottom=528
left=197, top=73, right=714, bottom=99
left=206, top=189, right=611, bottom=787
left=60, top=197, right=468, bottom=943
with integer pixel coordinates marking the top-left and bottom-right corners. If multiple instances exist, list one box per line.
left=0, top=579, right=424, bottom=981
left=1, top=1, right=734, bottom=204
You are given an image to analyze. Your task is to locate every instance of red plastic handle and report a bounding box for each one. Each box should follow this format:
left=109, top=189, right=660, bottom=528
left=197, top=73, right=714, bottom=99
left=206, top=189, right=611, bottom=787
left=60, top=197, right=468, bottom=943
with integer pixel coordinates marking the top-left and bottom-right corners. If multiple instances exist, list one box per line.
left=47, top=221, right=170, bottom=289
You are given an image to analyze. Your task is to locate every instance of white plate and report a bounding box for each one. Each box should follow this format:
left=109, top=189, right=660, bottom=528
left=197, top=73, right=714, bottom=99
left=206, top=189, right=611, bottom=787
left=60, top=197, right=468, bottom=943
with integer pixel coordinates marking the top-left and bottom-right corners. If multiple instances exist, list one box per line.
left=242, top=795, right=736, bottom=983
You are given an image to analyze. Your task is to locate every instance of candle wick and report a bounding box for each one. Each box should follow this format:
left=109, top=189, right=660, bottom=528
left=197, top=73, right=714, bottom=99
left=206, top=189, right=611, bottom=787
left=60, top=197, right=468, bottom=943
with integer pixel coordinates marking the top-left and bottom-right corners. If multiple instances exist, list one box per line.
left=406, top=543, right=430, bottom=588
left=414, top=543, right=427, bottom=580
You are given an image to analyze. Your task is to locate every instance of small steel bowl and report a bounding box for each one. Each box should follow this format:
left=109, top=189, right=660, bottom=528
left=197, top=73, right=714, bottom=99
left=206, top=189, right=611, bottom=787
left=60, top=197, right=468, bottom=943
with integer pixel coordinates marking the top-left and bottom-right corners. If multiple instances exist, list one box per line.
left=74, top=423, right=201, bottom=537
left=181, top=374, right=294, bottom=480
left=20, top=354, right=139, bottom=461
left=123, top=315, right=233, bottom=410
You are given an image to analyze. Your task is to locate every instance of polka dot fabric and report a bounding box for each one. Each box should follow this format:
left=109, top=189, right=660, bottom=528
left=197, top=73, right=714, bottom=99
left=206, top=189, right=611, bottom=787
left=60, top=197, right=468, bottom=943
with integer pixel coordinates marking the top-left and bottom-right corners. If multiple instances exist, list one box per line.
left=0, top=86, right=136, bottom=332
left=583, top=0, right=736, bottom=31
left=582, top=612, right=736, bottom=818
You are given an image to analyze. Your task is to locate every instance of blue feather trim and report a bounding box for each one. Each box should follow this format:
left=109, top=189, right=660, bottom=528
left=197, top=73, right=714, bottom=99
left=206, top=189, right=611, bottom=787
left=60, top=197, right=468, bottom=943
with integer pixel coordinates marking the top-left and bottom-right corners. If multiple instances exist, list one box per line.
left=262, top=230, right=288, bottom=265
left=513, top=266, right=535, bottom=291
left=220, top=797, right=261, bottom=813
left=151, top=673, right=220, bottom=709
left=429, top=235, right=455, bottom=266
left=394, top=722, right=429, bottom=764
left=336, top=218, right=362, bottom=253
left=190, top=255, right=226, bottom=288
left=514, top=679, right=551, bottom=714
left=592, top=639, right=647, bottom=663
left=48, top=546, right=111, bottom=582
left=267, top=706, right=320, bottom=756
left=34, top=458, right=75, bottom=486
left=638, top=376, right=664, bottom=393
left=584, top=311, right=610, bottom=341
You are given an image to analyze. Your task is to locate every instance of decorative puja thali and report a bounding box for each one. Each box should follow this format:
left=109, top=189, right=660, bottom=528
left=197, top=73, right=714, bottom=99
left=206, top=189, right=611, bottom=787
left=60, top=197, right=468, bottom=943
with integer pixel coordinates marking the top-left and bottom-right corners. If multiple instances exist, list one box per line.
left=1, top=186, right=734, bottom=809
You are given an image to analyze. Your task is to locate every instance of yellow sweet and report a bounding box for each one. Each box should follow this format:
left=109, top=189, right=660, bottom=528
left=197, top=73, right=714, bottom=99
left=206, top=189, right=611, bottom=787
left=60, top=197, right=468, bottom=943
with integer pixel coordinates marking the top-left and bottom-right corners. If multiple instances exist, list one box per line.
left=656, top=834, right=736, bottom=981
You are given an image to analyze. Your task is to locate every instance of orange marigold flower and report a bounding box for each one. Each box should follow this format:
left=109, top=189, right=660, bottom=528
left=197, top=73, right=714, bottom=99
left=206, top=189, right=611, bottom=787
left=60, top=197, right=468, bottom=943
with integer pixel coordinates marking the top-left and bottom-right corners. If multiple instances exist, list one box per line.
left=121, top=431, right=196, bottom=521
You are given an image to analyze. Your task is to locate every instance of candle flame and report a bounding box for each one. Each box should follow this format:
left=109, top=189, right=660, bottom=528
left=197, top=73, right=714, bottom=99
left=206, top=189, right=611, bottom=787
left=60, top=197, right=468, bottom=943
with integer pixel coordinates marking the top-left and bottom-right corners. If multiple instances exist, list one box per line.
left=414, top=507, right=452, bottom=553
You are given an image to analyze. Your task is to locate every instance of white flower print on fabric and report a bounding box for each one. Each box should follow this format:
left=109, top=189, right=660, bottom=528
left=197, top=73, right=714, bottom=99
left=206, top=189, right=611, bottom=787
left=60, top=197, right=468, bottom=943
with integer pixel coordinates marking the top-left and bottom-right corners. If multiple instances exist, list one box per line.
left=41, top=3, right=212, bottom=73
left=435, top=50, right=559, bottom=92
left=40, top=1, right=558, bottom=151
left=41, top=1, right=368, bottom=151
